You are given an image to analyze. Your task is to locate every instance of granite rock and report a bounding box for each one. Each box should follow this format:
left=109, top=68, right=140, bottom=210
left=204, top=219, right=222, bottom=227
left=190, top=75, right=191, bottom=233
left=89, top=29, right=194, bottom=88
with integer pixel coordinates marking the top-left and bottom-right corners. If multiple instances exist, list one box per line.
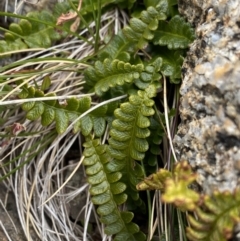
left=174, top=0, right=240, bottom=194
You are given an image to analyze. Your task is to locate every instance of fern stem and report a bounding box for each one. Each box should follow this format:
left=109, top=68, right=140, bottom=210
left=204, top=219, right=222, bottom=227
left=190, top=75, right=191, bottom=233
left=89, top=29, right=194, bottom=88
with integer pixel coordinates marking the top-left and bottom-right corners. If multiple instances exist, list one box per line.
left=163, top=74, right=178, bottom=163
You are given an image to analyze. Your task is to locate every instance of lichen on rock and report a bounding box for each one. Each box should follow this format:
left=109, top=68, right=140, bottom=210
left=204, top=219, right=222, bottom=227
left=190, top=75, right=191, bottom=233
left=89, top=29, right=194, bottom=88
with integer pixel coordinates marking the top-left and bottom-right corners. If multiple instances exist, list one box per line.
left=174, top=0, right=240, bottom=195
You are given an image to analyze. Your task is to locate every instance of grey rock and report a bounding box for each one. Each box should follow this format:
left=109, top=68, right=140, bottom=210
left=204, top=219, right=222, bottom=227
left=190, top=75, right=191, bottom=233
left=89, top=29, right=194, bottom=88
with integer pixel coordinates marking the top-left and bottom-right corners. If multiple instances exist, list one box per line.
left=174, top=0, right=240, bottom=194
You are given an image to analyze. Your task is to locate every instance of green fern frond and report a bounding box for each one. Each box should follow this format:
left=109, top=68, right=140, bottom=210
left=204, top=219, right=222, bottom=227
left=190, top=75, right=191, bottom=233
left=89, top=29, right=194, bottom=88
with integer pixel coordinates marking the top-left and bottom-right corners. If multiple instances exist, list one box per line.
left=0, top=10, right=63, bottom=53
left=134, top=57, right=162, bottom=90
left=83, top=138, right=146, bottom=241
left=187, top=190, right=240, bottom=241
left=84, top=58, right=144, bottom=96
left=153, top=15, right=195, bottom=49
left=145, top=0, right=179, bottom=18
left=145, top=116, right=164, bottom=167
left=123, top=6, right=167, bottom=49
left=98, top=31, right=134, bottom=62
left=158, top=47, right=184, bottom=83
left=107, top=85, right=156, bottom=202
left=18, top=84, right=109, bottom=136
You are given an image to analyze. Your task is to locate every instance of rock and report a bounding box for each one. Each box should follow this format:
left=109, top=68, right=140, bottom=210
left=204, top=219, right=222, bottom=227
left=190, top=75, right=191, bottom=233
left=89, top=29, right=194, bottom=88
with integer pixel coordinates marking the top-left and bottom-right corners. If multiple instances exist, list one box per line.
left=174, top=0, right=240, bottom=195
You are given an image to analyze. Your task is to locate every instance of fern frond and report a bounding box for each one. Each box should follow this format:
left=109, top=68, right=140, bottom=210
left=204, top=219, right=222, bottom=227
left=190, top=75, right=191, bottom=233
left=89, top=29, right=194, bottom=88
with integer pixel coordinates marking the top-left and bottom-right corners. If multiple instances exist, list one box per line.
left=137, top=161, right=200, bottom=211
left=123, top=6, right=167, bottom=49
left=98, top=31, right=134, bottom=62
left=158, top=47, right=184, bottom=83
left=107, top=85, right=157, bottom=203
left=134, top=57, right=162, bottom=90
left=187, top=190, right=240, bottom=241
left=19, top=84, right=108, bottom=136
left=0, top=10, right=63, bottom=54
left=83, top=138, right=146, bottom=241
left=153, top=15, right=195, bottom=49
left=145, top=0, right=179, bottom=17
left=84, top=58, right=144, bottom=96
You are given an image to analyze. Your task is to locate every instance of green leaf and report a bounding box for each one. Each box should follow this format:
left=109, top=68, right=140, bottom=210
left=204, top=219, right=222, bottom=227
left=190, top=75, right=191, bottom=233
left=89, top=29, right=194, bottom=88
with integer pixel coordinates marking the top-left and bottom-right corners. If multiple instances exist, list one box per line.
left=84, top=59, right=143, bottom=96
left=152, top=47, right=184, bottom=83
left=86, top=162, right=104, bottom=177
left=90, top=180, right=109, bottom=195
left=120, top=212, right=134, bottom=223
left=127, top=222, right=140, bottom=233
left=26, top=102, right=45, bottom=120
left=153, top=15, right=195, bottom=49
left=99, top=202, right=118, bottom=217
left=113, top=193, right=128, bottom=205
left=187, top=191, right=240, bottom=241
left=41, top=105, right=55, bottom=126
left=80, top=115, right=93, bottom=136
left=145, top=0, right=178, bottom=17
left=98, top=31, right=133, bottom=61
left=19, top=19, right=32, bottom=36
left=110, top=182, right=126, bottom=195
left=21, top=101, right=35, bottom=111
left=78, top=96, right=91, bottom=113
left=91, top=191, right=111, bottom=205
left=93, top=117, right=106, bottom=137
left=55, top=109, right=69, bottom=134
left=9, top=23, right=23, bottom=36
left=136, top=114, right=150, bottom=128
left=83, top=153, right=98, bottom=166
left=100, top=211, right=119, bottom=225
left=41, top=75, right=51, bottom=91
left=66, top=98, right=79, bottom=111
left=44, top=93, right=57, bottom=106
left=105, top=221, right=124, bottom=235
left=91, top=104, right=108, bottom=116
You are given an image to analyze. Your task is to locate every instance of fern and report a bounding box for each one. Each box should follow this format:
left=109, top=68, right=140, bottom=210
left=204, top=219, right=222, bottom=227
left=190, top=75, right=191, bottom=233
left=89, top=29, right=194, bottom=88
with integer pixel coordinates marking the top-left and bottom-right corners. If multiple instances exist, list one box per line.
left=0, top=11, right=64, bottom=53
left=107, top=85, right=156, bottom=204
left=187, top=191, right=240, bottom=241
left=123, top=6, right=167, bottom=49
left=83, top=137, right=146, bottom=241
left=98, top=31, right=135, bottom=62
left=137, top=161, right=240, bottom=241
left=137, top=161, right=200, bottom=211
left=18, top=83, right=108, bottom=136
left=144, top=0, right=179, bottom=17
left=84, top=57, right=162, bottom=96
left=84, top=59, right=144, bottom=96
left=153, top=15, right=195, bottom=49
